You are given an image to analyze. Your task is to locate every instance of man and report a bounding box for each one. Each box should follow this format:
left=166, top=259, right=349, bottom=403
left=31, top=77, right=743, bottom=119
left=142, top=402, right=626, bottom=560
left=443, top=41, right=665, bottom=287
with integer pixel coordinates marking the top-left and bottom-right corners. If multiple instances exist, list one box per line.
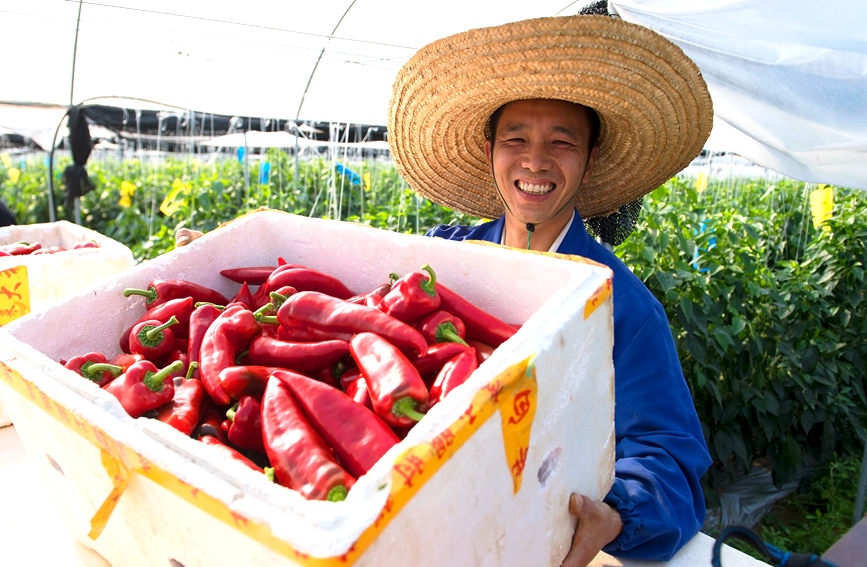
left=385, top=10, right=713, bottom=567
left=177, top=8, right=714, bottom=567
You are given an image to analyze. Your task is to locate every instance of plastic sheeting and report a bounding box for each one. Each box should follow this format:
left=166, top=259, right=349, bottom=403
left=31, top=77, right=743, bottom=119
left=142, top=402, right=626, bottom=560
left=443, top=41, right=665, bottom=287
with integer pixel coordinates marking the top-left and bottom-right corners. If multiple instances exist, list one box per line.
left=612, top=0, right=867, bottom=189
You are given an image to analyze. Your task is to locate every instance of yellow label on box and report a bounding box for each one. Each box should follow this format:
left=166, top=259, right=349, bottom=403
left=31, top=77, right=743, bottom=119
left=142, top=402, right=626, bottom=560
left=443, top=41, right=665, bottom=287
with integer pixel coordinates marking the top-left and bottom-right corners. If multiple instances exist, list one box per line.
left=0, top=265, right=30, bottom=325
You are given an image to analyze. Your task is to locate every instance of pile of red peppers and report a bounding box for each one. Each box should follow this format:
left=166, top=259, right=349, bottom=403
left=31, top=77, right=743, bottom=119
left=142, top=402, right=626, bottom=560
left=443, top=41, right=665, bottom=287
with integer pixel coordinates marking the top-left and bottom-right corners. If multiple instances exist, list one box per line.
left=0, top=239, right=100, bottom=256
left=59, top=259, right=520, bottom=502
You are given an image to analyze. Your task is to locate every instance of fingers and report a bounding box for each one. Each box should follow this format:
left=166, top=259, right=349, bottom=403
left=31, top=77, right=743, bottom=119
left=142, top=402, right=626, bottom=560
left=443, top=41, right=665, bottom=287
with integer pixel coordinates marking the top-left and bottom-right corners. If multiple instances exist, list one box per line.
left=561, top=493, right=623, bottom=567
left=175, top=228, right=203, bottom=247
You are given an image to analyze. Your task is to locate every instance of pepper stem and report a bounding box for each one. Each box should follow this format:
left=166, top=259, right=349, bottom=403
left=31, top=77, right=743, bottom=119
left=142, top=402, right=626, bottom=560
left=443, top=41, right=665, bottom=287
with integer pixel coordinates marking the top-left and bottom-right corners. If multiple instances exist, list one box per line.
left=419, top=264, right=437, bottom=297
left=184, top=361, right=199, bottom=380
left=81, top=362, right=123, bottom=382
left=144, top=316, right=179, bottom=342
left=142, top=360, right=184, bottom=392
left=326, top=484, right=348, bottom=502
left=392, top=397, right=426, bottom=422
left=123, top=286, right=157, bottom=303
left=435, top=322, right=468, bottom=346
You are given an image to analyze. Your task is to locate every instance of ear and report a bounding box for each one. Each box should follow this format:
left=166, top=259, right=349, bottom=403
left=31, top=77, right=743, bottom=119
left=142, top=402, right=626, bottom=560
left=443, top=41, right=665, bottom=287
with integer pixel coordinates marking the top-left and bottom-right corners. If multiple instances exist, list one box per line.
left=484, top=139, right=493, bottom=166
left=583, top=145, right=599, bottom=184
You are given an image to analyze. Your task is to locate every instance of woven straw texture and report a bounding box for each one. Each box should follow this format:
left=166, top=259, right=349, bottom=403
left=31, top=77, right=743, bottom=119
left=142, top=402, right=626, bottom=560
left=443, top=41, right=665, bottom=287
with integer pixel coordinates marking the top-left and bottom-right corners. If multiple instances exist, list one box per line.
left=388, top=15, right=713, bottom=219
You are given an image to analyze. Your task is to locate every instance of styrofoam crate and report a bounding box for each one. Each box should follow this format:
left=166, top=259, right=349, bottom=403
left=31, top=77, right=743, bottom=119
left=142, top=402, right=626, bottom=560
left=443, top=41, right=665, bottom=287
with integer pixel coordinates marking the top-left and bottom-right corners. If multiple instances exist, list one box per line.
left=0, top=220, right=135, bottom=426
left=0, top=209, right=615, bottom=567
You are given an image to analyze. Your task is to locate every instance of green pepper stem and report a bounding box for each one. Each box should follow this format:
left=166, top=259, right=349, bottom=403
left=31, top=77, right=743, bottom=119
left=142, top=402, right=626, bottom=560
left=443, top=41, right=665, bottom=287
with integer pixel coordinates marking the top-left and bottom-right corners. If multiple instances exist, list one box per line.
left=436, top=322, right=468, bottom=346
left=123, top=286, right=157, bottom=303
left=392, top=396, right=426, bottom=422
left=420, top=264, right=437, bottom=297
left=184, top=361, right=199, bottom=380
left=195, top=301, right=226, bottom=310
left=145, top=316, right=179, bottom=341
left=326, top=484, right=348, bottom=502
left=257, top=315, right=278, bottom=325
left=264, top=467, right=275, bottom=483
left=81, top=362, right=123, bottom=382
left=142, top=360, right=184, bottom=392
left=269, top=291, right=290, bottom=308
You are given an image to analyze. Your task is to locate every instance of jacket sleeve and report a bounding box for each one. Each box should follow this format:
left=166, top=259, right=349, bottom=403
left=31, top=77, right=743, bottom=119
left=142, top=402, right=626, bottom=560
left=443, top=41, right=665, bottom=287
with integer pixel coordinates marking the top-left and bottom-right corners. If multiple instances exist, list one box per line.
left=601, top=299, right=711, bottom=560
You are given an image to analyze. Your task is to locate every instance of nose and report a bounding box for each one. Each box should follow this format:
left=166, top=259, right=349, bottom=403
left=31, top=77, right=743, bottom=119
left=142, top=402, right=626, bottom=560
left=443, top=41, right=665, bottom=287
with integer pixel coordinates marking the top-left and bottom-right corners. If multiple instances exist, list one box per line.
left=520, top=140, right=551, bottom=172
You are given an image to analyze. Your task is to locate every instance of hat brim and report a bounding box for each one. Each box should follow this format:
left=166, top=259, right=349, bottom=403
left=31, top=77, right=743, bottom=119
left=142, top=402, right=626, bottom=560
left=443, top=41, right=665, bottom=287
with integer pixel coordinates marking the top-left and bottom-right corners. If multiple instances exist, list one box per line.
left=388, top=15, right=713, bottom=219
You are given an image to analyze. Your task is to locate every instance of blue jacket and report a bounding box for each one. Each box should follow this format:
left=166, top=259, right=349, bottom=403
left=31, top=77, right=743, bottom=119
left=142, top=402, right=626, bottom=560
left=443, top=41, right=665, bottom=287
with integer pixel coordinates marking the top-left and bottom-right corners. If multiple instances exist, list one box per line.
left=427, top=212, right=711, bottom=560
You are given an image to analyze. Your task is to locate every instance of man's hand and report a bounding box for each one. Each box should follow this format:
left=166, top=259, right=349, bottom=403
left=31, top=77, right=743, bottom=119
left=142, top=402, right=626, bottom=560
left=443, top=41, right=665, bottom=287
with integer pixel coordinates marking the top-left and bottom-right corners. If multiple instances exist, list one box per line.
left=174, top=228, right=203, bottom=247
left=561, top=493, right=623, bottom=567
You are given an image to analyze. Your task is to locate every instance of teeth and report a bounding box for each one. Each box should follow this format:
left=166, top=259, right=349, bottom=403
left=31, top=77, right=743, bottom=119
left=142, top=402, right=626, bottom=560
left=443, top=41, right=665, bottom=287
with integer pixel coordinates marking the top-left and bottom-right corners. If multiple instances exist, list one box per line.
left=517, top=181, right=554, bottom=195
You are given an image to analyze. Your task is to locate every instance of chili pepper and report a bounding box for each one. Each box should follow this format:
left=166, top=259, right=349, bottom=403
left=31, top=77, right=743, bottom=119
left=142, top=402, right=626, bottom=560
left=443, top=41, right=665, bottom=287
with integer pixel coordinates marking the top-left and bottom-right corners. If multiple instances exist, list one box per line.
left=187, top=303, right=224, bottom=378
left=160, top=348, right=190, bottom=378
left=246, top=336, right=350, bottom=374
left=198, top=435, right=265, bottom=473
left=218, top=365, right=282, bottom=401
left=252, top=265, right=356, bottom=307
left=228, top=281, right=256, bottom=310
left=346, top=282, right=392, bottom=309
left=225, top=395, right=265, bottom=453
left=274, top=369, right=398, bottom=477
left=120, top=296, right=195, bottom=353
left=63, top=352, right=123, bottom=387
left=220, top=265, right=277, bottom=285
left=104, top=359, right=184, bottom=418
left=109, top=352, right=146, bottom=373
left=349, top=332, right=428, bottom=428
left=73, top=241, right=99, bottom=250
left=129, top=316, right=180, bottom=360
left=429, top=347, right=478, bottom=407
left=261, top=375, right=355, bottom=501
left=1, top=241, right=42, bottom=255
left=381, top=264, right=441, bottom=323
left=411, top=341, right=471, bottom=383
left=416, top=309, right=469, bottom=346
left=316, top=359, right=348, bottom=389
left=156, top=373, right=205, bottom=436
left=195, top=401, right=230, bottom=443
left=435, top=282, right=519, bottom=347
left=278, top=291, right=427, bottom=358
left=338, top=366, right=362, bottom=390
left=123, top=279, right=229, bottom=309
left=31, top=245, right=66, bottom=255
left=198, top=305, right=262, bottom=406
left=344, top=374, right=373, bottom=410
left=466, top=339, right=495, bottom=365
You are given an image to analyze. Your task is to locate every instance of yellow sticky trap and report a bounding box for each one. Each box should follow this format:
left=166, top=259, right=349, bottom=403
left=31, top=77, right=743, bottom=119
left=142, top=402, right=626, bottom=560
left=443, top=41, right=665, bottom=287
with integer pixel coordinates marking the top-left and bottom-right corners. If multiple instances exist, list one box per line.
left=8, top=168, right=20, bottom=183
left=119, top=180, right=136, bottom=208
left=0, top=265, right=30, bottom=325
left=160, top=178, right=189, bottom=216
left=500, top=358, right=537, bottom=493
left=0, top=152, right=11, bottom=169
left=696, top=171, right=708, bottom=193
left=363, top=172, right=371, bottom=192
left=810, top=184, right=834, bottom=228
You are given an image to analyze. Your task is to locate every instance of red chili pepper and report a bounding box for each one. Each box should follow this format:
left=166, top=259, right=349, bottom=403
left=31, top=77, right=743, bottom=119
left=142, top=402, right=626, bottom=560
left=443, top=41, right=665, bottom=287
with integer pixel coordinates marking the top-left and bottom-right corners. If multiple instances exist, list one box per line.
left=381, top=264, right=441, bottom=323
left=195, top=401, right=230, bottom=443
left=31, top=245, right=66, bottom=255
left=349, top=332, right=428, bottom=428
left=2, top=241, right=42, bottom=255
left=109, top=352, right=146, bottom=372
left=120, top=296, right=195, bottom=353
left=344, top=374, right=373, bottom=410
left=104, top=359, right=183, bottom=418
left=411, top=342, right=471, bottom=382
left=261, top=375, right=355, bottom=501
left=220, top=265, right=277, bottom=285
left=278, top=291, right=427, bottom=358
left=346, top=282, right=392, bottom=309
left=228, top=281, right=256, bottom=310
left=416, top=309, right=469, bottom=346
left=429, top=347, right=478, bottom=407
left=466, top=339, right=496, bottom=364
left=226, top=395, right=265, bottom=453
left=274, top=369, right=398, bottom=477
left=198, top=435, right=265, bottom=473
left=129, top=316, right=180, bottom=360
left=156, top=375, right=205, bottom=436
left=246, top=336, right=350, bottom=374
left=187, top=303, right=224, bottom=378
left=123, top=279, right=229, bottom=309
left=435, top=282, right=519, bottom=347
left=73, top=241, right=100, bottom=250
left=160, top=348, right=190, bottom=378
left=198, top=305, right=261, bottom=406
left=217, top=365, right=282, bottom=401
left=63, top=352, right=123, bottom=387
left=252, top=265, right=355, bottom=306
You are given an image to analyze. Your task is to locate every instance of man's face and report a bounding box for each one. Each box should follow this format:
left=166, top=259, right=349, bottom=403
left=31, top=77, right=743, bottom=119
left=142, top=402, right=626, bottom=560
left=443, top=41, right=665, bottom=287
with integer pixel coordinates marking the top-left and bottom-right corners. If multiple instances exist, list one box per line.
left=485, top=99, right=597, bottom=228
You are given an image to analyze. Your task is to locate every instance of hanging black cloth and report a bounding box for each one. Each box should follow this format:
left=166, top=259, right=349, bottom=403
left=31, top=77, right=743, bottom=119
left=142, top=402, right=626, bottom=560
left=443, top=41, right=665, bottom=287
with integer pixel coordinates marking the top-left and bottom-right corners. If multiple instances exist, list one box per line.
left=61, top=105, right=95, bottom=211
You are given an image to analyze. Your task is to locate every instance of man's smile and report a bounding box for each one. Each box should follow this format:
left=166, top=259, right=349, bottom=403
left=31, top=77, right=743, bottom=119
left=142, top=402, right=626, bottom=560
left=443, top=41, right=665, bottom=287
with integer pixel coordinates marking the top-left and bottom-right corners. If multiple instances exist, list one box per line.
left=516, top=180, right=556, bottom=195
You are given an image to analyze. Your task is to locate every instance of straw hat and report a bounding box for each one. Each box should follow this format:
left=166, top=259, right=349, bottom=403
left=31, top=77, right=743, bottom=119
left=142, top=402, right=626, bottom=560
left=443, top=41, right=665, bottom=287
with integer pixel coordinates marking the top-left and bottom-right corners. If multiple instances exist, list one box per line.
left=387, top=14, right=713, bottom=220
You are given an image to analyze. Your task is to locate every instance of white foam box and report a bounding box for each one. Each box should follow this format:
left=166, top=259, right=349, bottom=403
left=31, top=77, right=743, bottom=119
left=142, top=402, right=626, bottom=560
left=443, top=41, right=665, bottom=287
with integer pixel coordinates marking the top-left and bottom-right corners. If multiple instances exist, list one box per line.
left=0, top=220, right=135, bottom=426
left=0, top=209, right=615, bottom=567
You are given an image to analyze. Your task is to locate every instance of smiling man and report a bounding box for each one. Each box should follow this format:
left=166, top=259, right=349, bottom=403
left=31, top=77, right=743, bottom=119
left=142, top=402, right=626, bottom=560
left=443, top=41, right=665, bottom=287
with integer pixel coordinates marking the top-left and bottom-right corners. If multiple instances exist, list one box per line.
left=387, top=7, right=714, bottom=567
